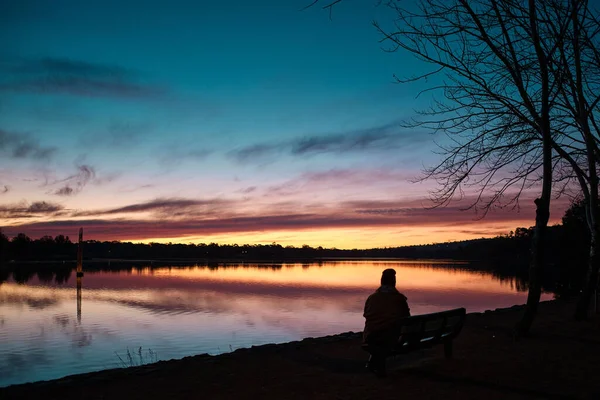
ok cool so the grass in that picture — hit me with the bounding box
[114,347,158,368]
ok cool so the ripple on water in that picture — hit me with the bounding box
[0,261,544,387]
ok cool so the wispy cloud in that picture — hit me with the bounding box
[237,186,257,194]
[73,197,232,218]
[2,209,525,240]
[54,186,75,196]
[1,76,166,99]
[118,184,154,193]
[100,198,224,215]
[0,201,64,219]
[228,121,428,164]
[156,146,212,167]
[345,196,554,226]
[5,195,564,241]
[264,168,412,197]
[0,129,56,161]
[355,208,405,215]
[3,189,572,242]
[0,57,166,100]
[27,201,63,213]
[79,121,150,149]
[52,164,96,197]
[7,57,135,79]
[231,144,280,164]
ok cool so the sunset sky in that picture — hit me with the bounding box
[0,0,569,248]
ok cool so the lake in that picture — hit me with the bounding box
[0,260,552,387]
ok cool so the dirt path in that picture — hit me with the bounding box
[2,300,599,399]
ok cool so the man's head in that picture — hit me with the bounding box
[380,268,396,286]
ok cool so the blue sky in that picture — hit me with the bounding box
[0,0,562,247]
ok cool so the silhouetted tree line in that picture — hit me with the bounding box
[0,201,590,295]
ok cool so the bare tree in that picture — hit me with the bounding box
[300,0,345,19]
[390,0,568,335]
[548,0,600,319]
[307,0,577,334]
[308,0,600,322]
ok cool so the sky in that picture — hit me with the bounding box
[0,0,571,248]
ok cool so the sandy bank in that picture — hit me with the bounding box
[2,299,599,399]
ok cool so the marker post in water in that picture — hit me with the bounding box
[76,228,84,278]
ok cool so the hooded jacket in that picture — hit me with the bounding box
[363,285,410,341]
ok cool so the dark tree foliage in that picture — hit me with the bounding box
[0,224,580,268]
[0,230,8,263]
[0,199,589,297]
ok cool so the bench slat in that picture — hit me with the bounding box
[389,307,466,356]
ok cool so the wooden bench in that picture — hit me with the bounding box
[362,307,466,359]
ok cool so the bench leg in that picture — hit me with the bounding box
[444,340,453,359]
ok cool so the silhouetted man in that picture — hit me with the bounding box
[363,268,410,377]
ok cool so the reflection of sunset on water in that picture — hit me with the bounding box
[0,261,552,387]
[143,261,516,293]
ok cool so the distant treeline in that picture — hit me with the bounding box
[0,230,540,262]
[0,200,589,294]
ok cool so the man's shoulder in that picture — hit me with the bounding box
[370,288,407,300]
[366,291,379,300]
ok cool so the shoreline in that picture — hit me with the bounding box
[2,256,473,265]
[3,299,599,399]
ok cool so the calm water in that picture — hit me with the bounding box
[0,260,552,387]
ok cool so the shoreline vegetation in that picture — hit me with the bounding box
[1,229,587,298]
[2,299,598,399]
[0,199,589,276]
[0,230,550,263]
[0,201,589,266]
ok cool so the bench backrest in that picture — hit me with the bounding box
[397,308,466,349]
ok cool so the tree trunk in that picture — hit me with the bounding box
[571,0,600,321]
[516,196,551,336]
[516,1,552,337]
[575,228,600,320]
[575,161,599,320]
[516,130,551,337]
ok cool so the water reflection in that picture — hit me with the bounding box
[0,260,553,387]
[0,260,561,293]
[76,277,82,324]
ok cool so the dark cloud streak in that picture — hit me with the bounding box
[1,77,166,99]
[238,186,257,194]
[1,57,166,100]
[157,147,212,167]
[52,164,96,197]
[8,58,135,80]
[229,121,429,163]
[8,205,542,240]
[73,197,231,217]
[0,201,64,219]
[4,193,570,241]
[54,186,74,196]
[0,129,56,161]
[230,144,278,164]
[79,121,150,149]
[263,168,411,197]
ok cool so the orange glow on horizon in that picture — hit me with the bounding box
[119,220,546,249]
